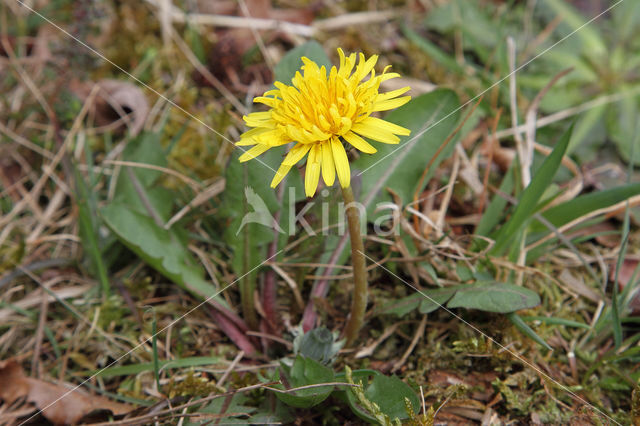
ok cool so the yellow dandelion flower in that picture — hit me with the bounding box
[236,48,411,197]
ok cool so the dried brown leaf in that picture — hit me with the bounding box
[0,359,131,425]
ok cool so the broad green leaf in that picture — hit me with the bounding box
[378,293,422,317]
[113,132,174,221]
[274,355,335,408]
[446,281,540,313]
[345,371,419,423]
[490,125,572,255]
[419,287,459,314]
[101,203,228,308]
[379,286,475,317]
[353,89,461,219]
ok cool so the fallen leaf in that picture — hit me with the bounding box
[70,79,149,136]
[0,359,132,425]
[613,258,640,289]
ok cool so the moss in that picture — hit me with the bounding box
[164,371,221,398]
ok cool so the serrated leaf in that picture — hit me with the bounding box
[446,281,540,313]
[101,203,228,308]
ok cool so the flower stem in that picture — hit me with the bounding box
[241,165,258,330]
[341,185,367,347]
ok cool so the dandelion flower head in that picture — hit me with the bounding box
[237,48,411,197]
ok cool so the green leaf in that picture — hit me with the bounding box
[185,394,256,426]
[274,41,331,84]
[113,132,174,221]
[74,163,110,295]
[612,0,640,41]
[508,312,552,351]
[536,183,640,230]
[345,370,419,423]
[101,203,228,308]
[89,356,224,378]
[274,355,335,408]
[378,293,422,317]
[419,287,459,314]
[474,164,513,237]
[527,182,640,253]
[446,281,540,313]
[220,150,280,277]
[353,89,461,219]
[490,124,573,255]
[519,315,589,329]
[294,328,343,365]
[607,94,640,166]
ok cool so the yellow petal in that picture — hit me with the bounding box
[282,143,312,166]
[238,144,270,162]
[271,163,292,188]
[243,111,275,128]
[354,54,378,82]
[343,131,376,154]
[351,122,400,144]
[236,138,257,146]
[375,87,411,102]
[305,145,321,197]
[380,72,401,82]
[372,96,411,112]
[362,116,411,136]
[330,137,351,188]
[321,141,336,186]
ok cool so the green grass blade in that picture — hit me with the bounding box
[519,315,589,329]
[490,124,573,256]
[74,164,110,295]
[151,310,160,391]
[611,122,638,348]
[475,163,515,238]
[508,312,552,351]
[87,356,224,378]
